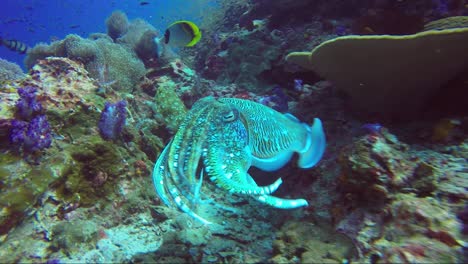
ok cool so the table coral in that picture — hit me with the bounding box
[286,20,468,117]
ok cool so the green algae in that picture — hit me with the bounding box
[0,167,10,178]
[51,219,99,253]
[0,152,20,164]
[52,136,126,206]
[45,100,103,137]
[153,77,187,133]
[0,153,68,234]
[0,154,56,211]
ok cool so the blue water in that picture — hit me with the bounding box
[0,0,215,69]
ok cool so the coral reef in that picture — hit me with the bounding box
[152,76,188,133]
[271,220,357,263]
[332,129,466,262]
[337,128,416,206]
[105,10,129,41]
[0,58,24,84]
[117,18,157,51]
[1,3,467,264]
[25,34,145,93]
[135,29,160,66]
[0,57,159,243]
[202,29,284,92]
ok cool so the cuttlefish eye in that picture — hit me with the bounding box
[222,109,238,122]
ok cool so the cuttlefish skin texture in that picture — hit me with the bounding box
[152,97,326,224]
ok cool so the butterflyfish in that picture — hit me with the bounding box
[164,20,201,47]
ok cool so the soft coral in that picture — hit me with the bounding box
[10,115,52,154]
[98,100,127,140]
[9,86,52,156]
[15,86,42,120]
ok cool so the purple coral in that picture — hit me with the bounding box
[432,0,449,17]
[294,79,303,92]
[258,86,289,112]
[10,115,52,153]
[362,123,383,134]
[98,100,127,140]
[9,120,28,145]
[9,86,51,155]
[15,86,42,120]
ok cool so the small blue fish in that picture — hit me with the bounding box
[294,79,303,92]
[362,123,382,133]
[335,25,347,36]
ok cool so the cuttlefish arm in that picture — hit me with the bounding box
[152,99,216,225]
[243,173,309,209]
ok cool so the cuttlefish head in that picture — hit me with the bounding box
[202,100,283,195]
[218,98,326,172]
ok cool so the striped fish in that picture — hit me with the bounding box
[0,37,29,54]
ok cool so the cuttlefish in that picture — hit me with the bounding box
[152,97,326,224]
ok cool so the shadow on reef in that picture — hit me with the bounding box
[347,69,468,124]
[423,70,468,119]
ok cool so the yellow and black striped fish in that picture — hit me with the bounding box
[164,20,201,47]
[0,37,29,54]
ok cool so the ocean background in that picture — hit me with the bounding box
[0,0,215,69]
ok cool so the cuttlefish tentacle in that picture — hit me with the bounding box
[244,174,308,208]
[154,142,209,223]
[255,195,309,209]
[167,101,211,188]
[152,142,172,206]
[154,100,216,224]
